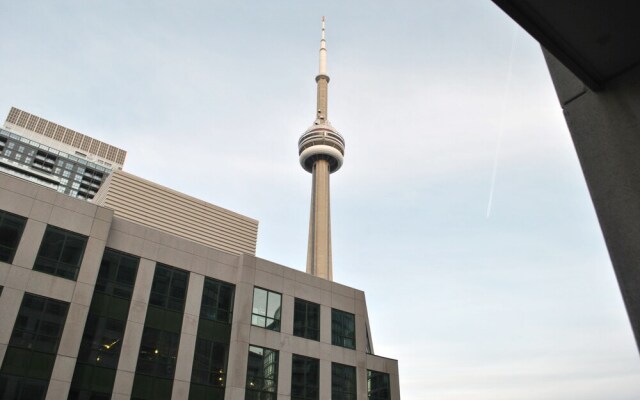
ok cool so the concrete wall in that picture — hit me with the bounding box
[544,50,640,353]
[0,173,400,399]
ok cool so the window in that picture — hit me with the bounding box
[245,345,278,400]
[0,293,69,400]
[135,327,180,379]
[148,264,189,312]
[200,278,235,324]
[131,328,179,400]
[69,249,139,399]
[332,309,355,349]
[132,264,188,400]
[191,338,227,387]
[33,225,87,280]
[0,210,27,263]
[367,370,391,400]
[189,278,234,400]
[76,315,126,368]
[95,249,139,299]
[291,354,319,400]
[332,363,356,400]
[251,287,281,331]
[293,299,320,341]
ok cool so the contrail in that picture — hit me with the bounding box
[486,27,517,219]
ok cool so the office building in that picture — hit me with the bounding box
[0,170,399,399]
[1,107,126,200]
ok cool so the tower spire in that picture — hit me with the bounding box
[319,16,327,75]
[298,17,345,281]
[316,16,330,123]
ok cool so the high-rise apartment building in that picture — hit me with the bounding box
[0,107,126,200]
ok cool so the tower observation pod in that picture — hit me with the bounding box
[298,17,345,281]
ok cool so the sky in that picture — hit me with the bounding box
[1,1,640,399]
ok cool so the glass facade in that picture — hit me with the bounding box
[69,249,139,399]
[132,264,189,400]
[293,298,320,341]
[189,277,235,400]
[0,209,27,263]
[245,345,279,400]
[332,309,356,349]
[367,370,391,400]
[0,293,69,400]
[331,363,356,400]
[251,287,281,331]
[33,225,88,280]
[291,354,319,400]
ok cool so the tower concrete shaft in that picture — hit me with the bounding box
[298,17,345,281]
[307,159,332,280]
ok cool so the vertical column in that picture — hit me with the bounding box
[0,289,24,366]
[306,159,333,280]
[171,273,204,398]
[544,50,640,352]
[112,258,155,400]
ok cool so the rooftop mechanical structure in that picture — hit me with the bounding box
[298,17,345,281]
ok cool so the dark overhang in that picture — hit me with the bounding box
[491,0,640,91]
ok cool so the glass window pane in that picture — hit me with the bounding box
[332,309,355,350]
[251,287,282,331]
[246,345,278,398]
[367,370,391,400]
[252,288,267,316]
[266,292,281,319]
[292,354,319,400]
[332,363,356,400]
[33,226,87,280]
[0,210,27,263]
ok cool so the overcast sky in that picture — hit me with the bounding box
[2,1,640,399]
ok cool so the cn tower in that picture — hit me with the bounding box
[298,17,345,281]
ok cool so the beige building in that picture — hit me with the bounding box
[0,171,400,399]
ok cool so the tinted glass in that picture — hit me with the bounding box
[200,278,235,324]
[191,338,227,386]
[34,226,87,280]
[291,354,319,400]
[246,345,278,399]
[95,249,139,299]
[0,294,69,400]
[367,370,391,400]
[135,327,180,379]
[332,363,356,400]
[0,210,27,263]
[332,309,355,349]
[293,299,320,341]
[149,264,189,312]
